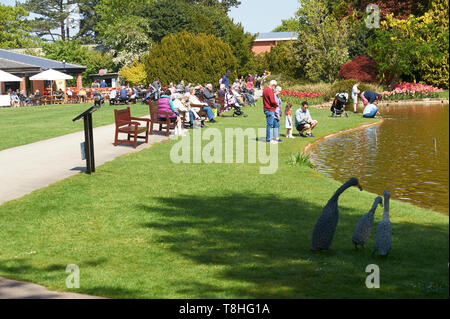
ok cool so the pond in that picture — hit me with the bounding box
[309,103,449,214]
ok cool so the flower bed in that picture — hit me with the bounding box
[381,82,444,100]
[279,90,325,105]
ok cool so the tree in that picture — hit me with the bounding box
[272,18,300,32]
[295,0,351,82]
[143,31,237,85]
[368,10,444,88]
[0,4,36,48]
[74,0,100,43]
[184,0,241,12]
[119,60,148,86]
[41,40,115,86]
[100,16,152,66]
[23,0,80,41]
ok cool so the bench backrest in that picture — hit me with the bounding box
[114,107,131,127]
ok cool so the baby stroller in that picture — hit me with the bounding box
[225,91,247,117]
[331,93,349,117]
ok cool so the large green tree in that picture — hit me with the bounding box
[0,4,36,48]
[22,0,79,41]
[295,0,351,82]
[143,31,237,85]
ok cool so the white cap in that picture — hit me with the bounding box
[269,80,277,86]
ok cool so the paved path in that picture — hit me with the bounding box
[0,117,168,205]
[0,277,104,299]
[0,119,169,298]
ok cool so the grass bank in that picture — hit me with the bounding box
[0,102,149,151]
[0,101,448,298]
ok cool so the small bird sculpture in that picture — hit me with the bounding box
[311,177,363,251]
[352,196,383,250]
[372,190,392,257]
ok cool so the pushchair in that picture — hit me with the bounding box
[225,91,247,117]
[331,93,349,117]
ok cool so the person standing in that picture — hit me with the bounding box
[360,90,380,106]
[221,71,231,90]
[100,80,107,88]
[263,80,279,144]
[352,81,361,113]
[285,103,294,138]
[273,86,283,143]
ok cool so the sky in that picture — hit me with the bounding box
[1,0,300,34]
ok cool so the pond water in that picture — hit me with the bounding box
[309,103,449,214]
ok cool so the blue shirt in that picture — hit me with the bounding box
[119,89,128,99]
[363,91,379,103]
[222,75,230,89]
[100,81,107,88]
[363,103,378,116]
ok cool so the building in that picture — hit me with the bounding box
[251,32,298,55]
[0,48,86,95]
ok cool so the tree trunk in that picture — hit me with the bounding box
[388,73,400,91]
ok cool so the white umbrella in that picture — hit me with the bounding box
[30,69,73,95]
[29,69,73,81]
[0,70,22,94]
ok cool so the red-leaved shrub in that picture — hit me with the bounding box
[338,56,378,83]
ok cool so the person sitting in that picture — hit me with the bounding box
[33,89,41,105]
[188,87,217,123]
[362,103,379,118]
[295,101,318,137]
[158,89,185,136]
[109,88,117,105]
[10,91,20,107]
[56,88,65,100]
[176,80,185,94]
[78,88,87,103]
[172,93,199,129]
[93,91,104,107]
[18,90,28,107]
[218,84,226,98]
[203,83,221,115]
[119,86,129,103]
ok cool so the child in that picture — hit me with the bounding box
[285,102,294,138]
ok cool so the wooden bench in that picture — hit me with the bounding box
[149,101,187,136]
[114,107,150,148]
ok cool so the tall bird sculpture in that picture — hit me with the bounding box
[352,196,383,250]
[311,177,363,251]
[372,190,392,257]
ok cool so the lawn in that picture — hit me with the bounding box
[0,102,149,151]
[0,101,448,298]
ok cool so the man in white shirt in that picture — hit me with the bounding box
[295,101,318,137]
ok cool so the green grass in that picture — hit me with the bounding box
[0,101,448,298]
[0,102,149,151]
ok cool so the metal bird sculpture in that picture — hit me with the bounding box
[372,190,392,257]
[352,196,383,250]
[311,177,363,251]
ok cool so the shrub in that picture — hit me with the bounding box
[338,56,378,83]
[143,31,237,86]
[287,152,315,168]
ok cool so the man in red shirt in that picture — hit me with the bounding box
[263,80,279,143]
